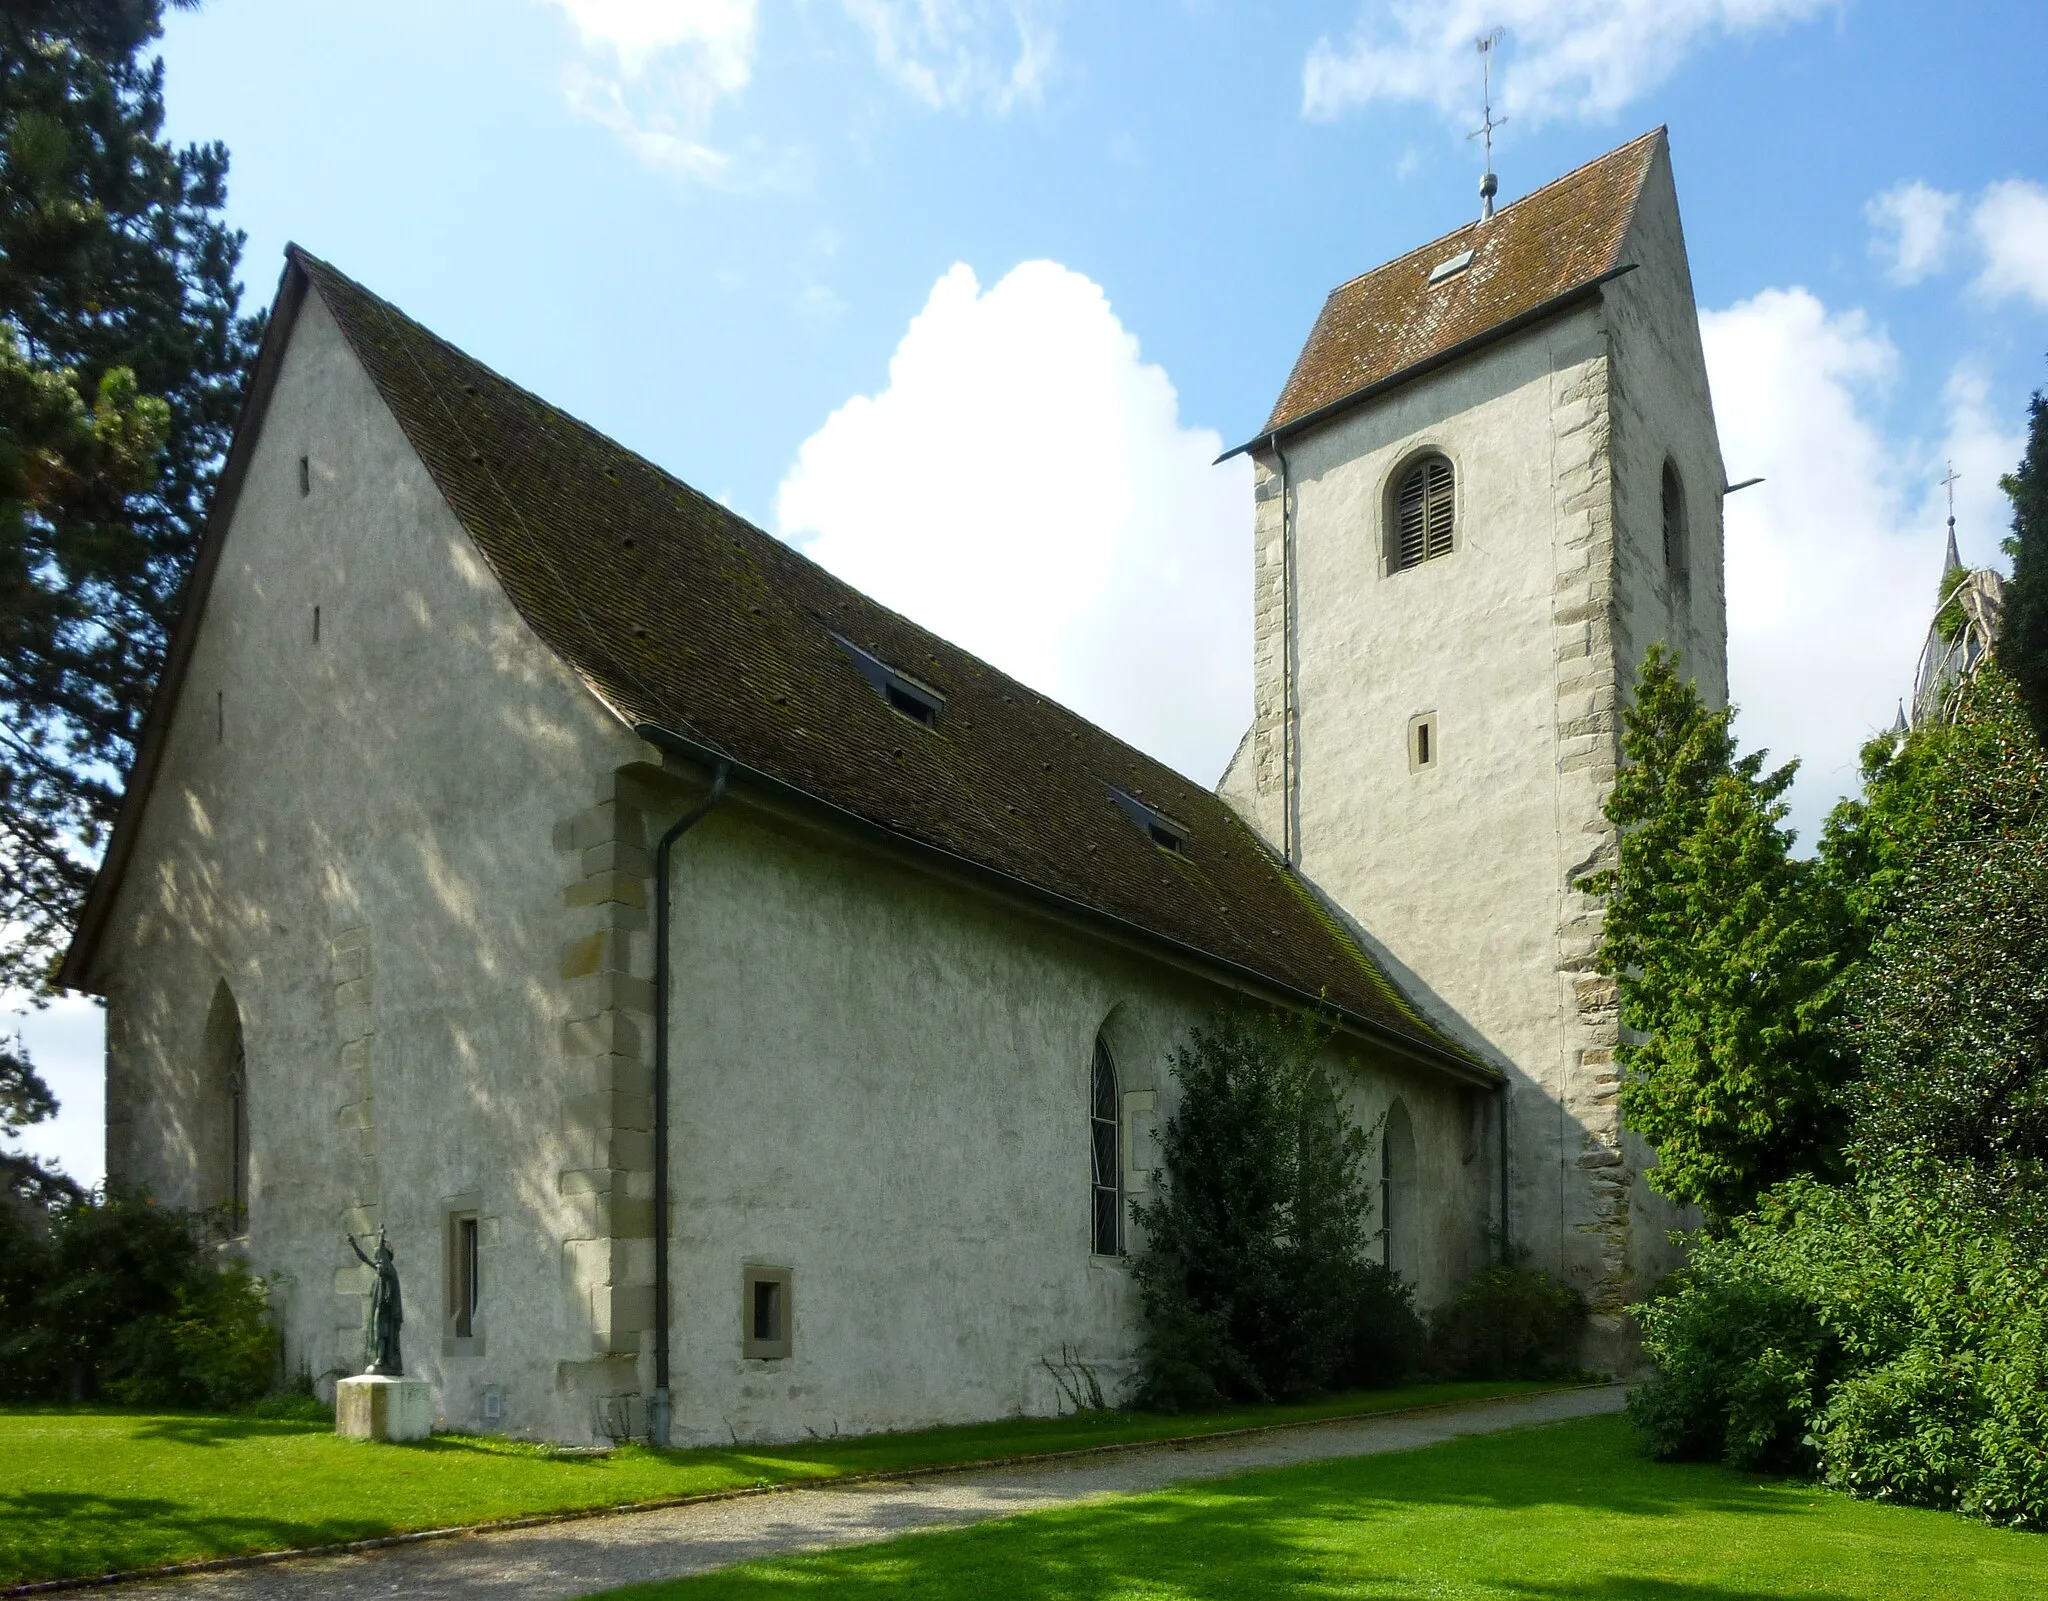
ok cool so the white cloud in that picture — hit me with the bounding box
[841,0,1058,113]
[546,0,757,178]
[1971,178,2048,309]
[775,260,1250,784]
[1704,287,2022,847]
[1865,180,1959,285]
[3,991,104,1191]
[1304,0,1832,128]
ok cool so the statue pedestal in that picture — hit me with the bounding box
[336,1374,434,1442]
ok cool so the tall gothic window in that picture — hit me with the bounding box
[1090,1037,1122,1256]
[228,1030,248,1231]
[1661,459,1689,584]
[203,981,250,1233]
[1381,1099,1417,1279]
[1391,454,1456,572]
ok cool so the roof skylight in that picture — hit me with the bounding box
[833,635,944,728]
[1106,785,1188,854]
[1427,249,1475,285]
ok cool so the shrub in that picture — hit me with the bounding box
[1338,1261,1427,1389]
[1630,1173,2048,1526]
[0,1186,279,1407]
[1131,1009,1379,1408]
[1428,1260,1587,1382]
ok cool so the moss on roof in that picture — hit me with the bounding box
[294,251,1480,1071]
[1263,129,1661,436]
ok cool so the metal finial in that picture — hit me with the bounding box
[1468,30,1507,220]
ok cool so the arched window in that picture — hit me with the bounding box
[1661,460,1688,584]
[202,981,250,1233]
[1390,454,1456,572]
[1380,1099,1418,1280]
[1090,1037,1122,1256]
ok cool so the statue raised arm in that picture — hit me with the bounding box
[347,1229,406,1377]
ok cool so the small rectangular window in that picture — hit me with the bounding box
[1408,712,1438,772]
[298,455,311,496]
[741,1264,792,1360]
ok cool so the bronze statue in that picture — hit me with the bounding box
[348,1229,405,1376]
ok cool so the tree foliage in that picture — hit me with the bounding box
[1632,665,2048,1525]
[1,0,256,1198]
[0,1184,278,1405]
[1130,1009,1381,1408]
[1998,384,2048,741]
[1578,646,1848,1225]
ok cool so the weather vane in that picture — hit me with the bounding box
[1469,29,1507,220]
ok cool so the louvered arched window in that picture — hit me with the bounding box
[1391,454,1456,571]
[1090,1037,1123,1256]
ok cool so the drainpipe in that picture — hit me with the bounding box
[1271,433,1296,866]
[647,756,730,1449]
[1496,1082,1512,1264]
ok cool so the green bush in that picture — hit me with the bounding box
[1427,1260,1587,1382]
[1338,1261,1427,1389]
[0,1186,279,1408]
[1131,1009,1380,1408]
[1631,1173,2048,1525]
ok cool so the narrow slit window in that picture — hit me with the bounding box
[1091,1037,1123,1256]
[1408,712,1438,773]
[1391,455,1456,572]
[1661,460,1689,584]
[449,1213,480,1338]
[298,455,310,497]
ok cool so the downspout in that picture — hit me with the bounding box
[648,758,730,1449]
[1496,1082,1512,1264]
[1271,433,1296,866]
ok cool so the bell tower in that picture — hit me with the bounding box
[1219,129,1726,1354]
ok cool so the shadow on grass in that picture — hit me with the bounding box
[0,1490,388,1587]
[595,1418,1905,1601]
[128,1413,331,1447]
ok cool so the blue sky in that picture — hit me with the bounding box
[9,0,2047,1185]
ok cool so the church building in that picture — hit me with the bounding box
[61,127,1723,1444]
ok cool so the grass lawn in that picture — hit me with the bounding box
[0,1380,1550,1586]
[601,1413,2048,1601]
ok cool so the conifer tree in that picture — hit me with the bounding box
[1,0,256,1201]
[1579,648,1847,1225]
[1998,383,2048,741]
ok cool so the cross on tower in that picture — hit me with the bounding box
[1940,461,1963,574]
[1469,30,1507,220]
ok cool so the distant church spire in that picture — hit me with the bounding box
[1470,31,1506,220]
[1941,460,1964,577]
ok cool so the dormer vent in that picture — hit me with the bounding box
[1427,249,1474,285]
[1106,785,1188,854]
[833,635,943,728]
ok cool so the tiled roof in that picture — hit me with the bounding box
[292,252,1482,1074]
[1257,129,1661,440]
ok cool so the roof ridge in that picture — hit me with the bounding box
[1321,126,1662,301]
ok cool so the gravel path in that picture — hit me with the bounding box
[99,1385,1626,1601]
